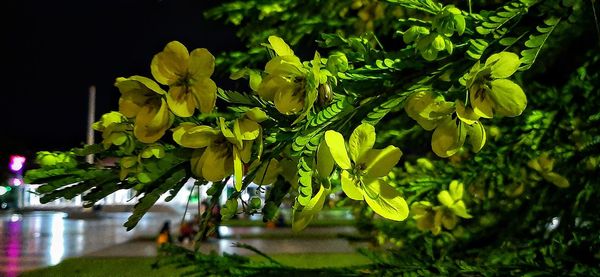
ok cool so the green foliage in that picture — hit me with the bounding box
[519,17,561,70]
[24,0,600,275]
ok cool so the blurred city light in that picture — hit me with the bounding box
[0,186,8,196]
[9,155,26,172]
[10,178,23,186]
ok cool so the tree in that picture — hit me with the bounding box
[25,0,600,275]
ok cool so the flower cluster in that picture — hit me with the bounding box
[405,52,526,157]
[411,180,472,235]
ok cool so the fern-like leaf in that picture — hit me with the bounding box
[519,17,561,71]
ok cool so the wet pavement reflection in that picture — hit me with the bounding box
[0,211,176,276]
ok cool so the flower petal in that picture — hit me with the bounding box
[316,140,335,180]
[437,190,454,207]
[190,148,206,179]
[449,180,463,200]
[292,185,328,232]
[202,145,232,182]
[431,117,466,157]
[233,147,243,191]
[349,123,376,163]
[151,41,189,85]
[274,87,304,115]
[191,78,217,114]
[172,122,197,146]
[455,100,479,125]
[486,52,521,79]
[134,98,172,143]
[189,48,215,79]
[268,36,295,56]
[467,121,486,153]
[167,86,196,117]
[324,130,352,170]
[363,146,403,178]
[236,118,260,141]
[179,125,219,148]
[470,85,494,119]
[341,170,363,200]
[489,79,527,117]
[363,179,409,221]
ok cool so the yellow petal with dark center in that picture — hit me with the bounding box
[274,87,304,115]
[470,85,494,119]
[167,86,196,117]
[190,149,206,179]
[151,41,189,85]
[189,48,215,79]
[134,98,172,143]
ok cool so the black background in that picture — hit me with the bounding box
[0,0,240,170]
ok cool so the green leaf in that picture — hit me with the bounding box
[221,198,239,220]
[292,185,329,232]
[124,168,186,231]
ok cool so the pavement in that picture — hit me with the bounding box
[0,209,362,276]
[85,226,367,257]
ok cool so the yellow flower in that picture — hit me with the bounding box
[405,91,486,157]
[151,41,217,117]
[324,123,409,221]
[115,76,173,144]
[527,153,570,188]
[257,36,308,115]
[412,181,472,235]
[411,201,442,235]
[173,111,264,190]
[437,180,472,220]
[92,111,135,153]
[466,52,527,118]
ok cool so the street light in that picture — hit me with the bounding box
[9,155,26,172]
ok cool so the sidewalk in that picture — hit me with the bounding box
[85,226,370,257]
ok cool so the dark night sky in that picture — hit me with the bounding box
[0,0,241,168]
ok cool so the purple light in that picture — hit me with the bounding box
[10,178,23,186]
[9,155,26,172]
